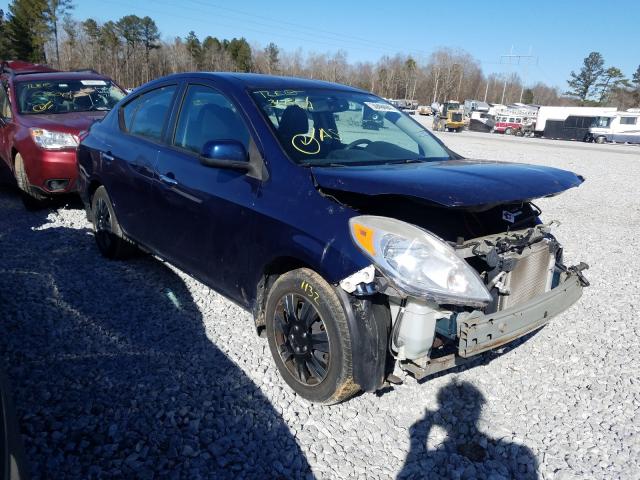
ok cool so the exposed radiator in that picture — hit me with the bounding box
[498,240,555,310]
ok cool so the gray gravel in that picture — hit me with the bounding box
[1,129,639,479]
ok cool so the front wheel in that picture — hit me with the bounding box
[265,268,359,404]
[505,127,513,135]
[595,136,606,144]
[14,153,48,210]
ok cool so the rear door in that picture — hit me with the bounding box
[103,83,178,243]
[151,82,257,296]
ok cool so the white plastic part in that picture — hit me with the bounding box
[395,299,438,360]
[339,265,375,293]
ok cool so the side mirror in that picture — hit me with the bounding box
[199,140,250,170]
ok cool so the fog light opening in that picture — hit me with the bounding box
[46,179,70,192]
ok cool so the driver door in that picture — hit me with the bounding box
[151,82,257,296]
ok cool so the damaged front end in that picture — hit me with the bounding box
[339,217,589,387]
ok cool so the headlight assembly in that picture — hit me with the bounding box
[30,128,78,150]
[349,215,492,307]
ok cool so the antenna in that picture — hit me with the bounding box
[499,47,538,104]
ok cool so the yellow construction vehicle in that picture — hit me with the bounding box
[432,100,465,132]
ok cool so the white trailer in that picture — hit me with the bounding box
[588,111,640,144]
[534,106,617,136]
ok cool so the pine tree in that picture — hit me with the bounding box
[597,67,627,104]
[264,42,279,74]
[44,0,74,66]
[5,0,49,63]
[566,52,605,103]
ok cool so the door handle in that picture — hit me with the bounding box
[101,151,114,162]
[159,173,178,187]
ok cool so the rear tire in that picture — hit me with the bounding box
[14,153,48,210]
[505,127,513,135]
[265,268,360,404]
[91,186,137,259]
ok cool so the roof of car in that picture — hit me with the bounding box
[8,71,113,83]
[154,72,367,93]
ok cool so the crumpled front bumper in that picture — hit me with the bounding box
[457,272,584,358]
[400,271,585,380]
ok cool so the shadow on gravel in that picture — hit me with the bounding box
[0,187,311,479]
[397,381,538,480]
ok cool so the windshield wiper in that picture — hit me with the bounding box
[382,158,427,165]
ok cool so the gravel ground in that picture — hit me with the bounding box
[1,129,639,479]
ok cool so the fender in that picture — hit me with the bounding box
[335,288,390,392]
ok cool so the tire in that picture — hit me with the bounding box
[265,268,359,404]
[91,186,137,259]
[505,127,513,135]
[14,153,48,210]
[515,130,523,137]
[595,136,606,144]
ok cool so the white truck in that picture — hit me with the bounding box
[534,106,617,137]
[587,111,640,144]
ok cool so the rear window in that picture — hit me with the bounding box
[121,85,177,141]
[15,79,125,115]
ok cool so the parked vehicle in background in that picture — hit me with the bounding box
[534,106,616,138]
[0,61,125,208]
[463,99,489,117]
[543,115,598,141]
[587,111,640,144]
[494,115,525,135]
[468,111,495,132]
[77,73,588,404]
[417,105,432,116]
[433,100,465,132]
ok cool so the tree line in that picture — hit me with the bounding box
[1,0,638,109]
[566,51,640,108]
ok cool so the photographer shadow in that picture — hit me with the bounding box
[0,186,310,479]
[398,381,538,480]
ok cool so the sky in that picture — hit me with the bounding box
[3,0,639,89]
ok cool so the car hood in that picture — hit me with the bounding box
[21,111,107,134]
[311,159,584,208]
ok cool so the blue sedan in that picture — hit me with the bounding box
[77,73,588,403]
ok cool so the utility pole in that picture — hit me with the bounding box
[432,67,439,104]
[500,47,538,104]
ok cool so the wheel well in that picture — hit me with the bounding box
[87,180,102,201]
[252,256,312,336]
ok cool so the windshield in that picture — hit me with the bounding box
[15,79,125,115]
[251,89,451,166]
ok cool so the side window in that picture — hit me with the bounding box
[620,117,638,125]
[121,85,176,141]
[173,84,250,154]
[0,85,12,119]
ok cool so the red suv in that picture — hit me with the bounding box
[0,61,125,207]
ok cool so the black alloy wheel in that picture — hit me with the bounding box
[264,268,359,404]
[273,294,331,386]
